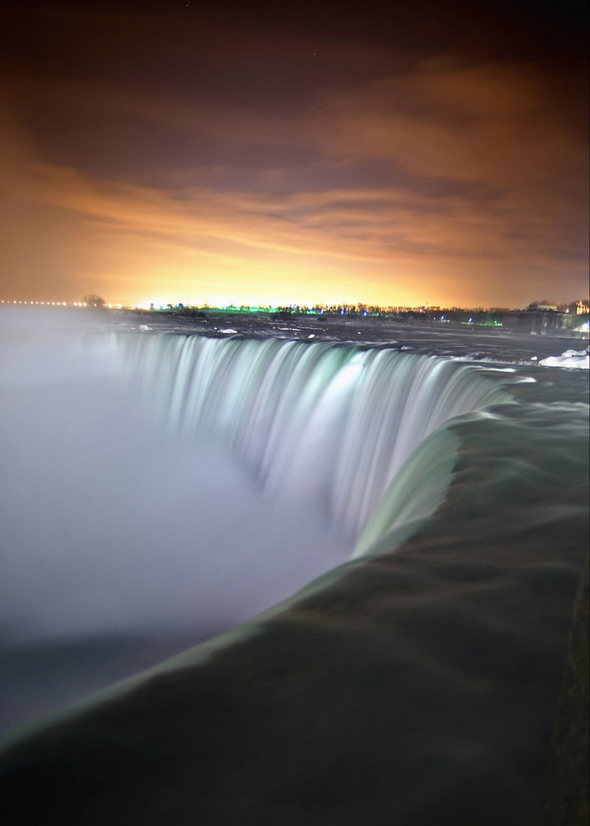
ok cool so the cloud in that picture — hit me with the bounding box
[315,59,586,186]
[0,5,586,307]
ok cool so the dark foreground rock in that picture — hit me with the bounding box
[543,556,589,826]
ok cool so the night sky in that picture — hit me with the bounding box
[0,0,587,308]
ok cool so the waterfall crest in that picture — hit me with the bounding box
[120,334,509,545]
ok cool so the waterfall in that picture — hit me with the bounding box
[3,319,586,748]
[119,334,510,547]
[1,326,512,657]
[2,318,588,824]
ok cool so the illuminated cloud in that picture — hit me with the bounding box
[0,1,587,307]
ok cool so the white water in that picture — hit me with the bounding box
[539,348,589,369]
[119,334,508,541]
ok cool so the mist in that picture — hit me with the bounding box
[1,310,353,732]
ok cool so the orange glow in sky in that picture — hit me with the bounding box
[0,1,587,309]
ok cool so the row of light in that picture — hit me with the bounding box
[2,300,70,305]
[1,300,125,308]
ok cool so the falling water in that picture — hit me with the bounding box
[119,333,509,542]
[0,314,585,742]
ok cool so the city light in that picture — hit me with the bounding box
[1,298,588,332]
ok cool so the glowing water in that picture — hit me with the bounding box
[119,334,509,542]
[0,330,510,642]
[2,318,580,738]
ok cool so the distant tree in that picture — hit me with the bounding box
[83,294,106,307]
